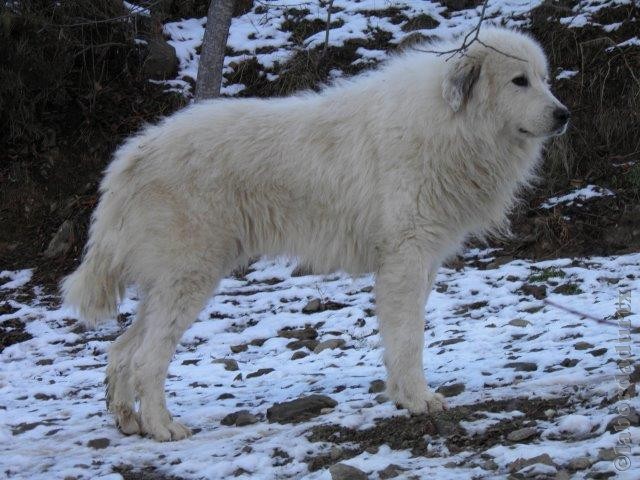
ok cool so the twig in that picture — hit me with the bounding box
[412,0,525,62]
[39,0,164,28]
[543,298,621,326]
[322,0,335,55]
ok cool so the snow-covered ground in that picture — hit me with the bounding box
[161,0,637,96]
[1,1,638,479]
[540,185,616,209]
[1,250,639,479]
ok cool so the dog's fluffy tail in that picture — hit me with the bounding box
[62,141,139,327]
[62,245,124,328]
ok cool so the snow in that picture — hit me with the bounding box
[2,251,640,479]
[123,1,150,17]
[2,1,638,478]
[617,37,640,48]
[540,184,615,209]
[556,414,595,438]
[556,69,579,80]
[0,269,32,290]
[161,0,551,96]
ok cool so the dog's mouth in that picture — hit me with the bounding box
[550,122,569,137]
[518,123,568,138]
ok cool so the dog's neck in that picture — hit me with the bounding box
[419,119,545,240]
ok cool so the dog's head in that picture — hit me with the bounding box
[442,28,569,139]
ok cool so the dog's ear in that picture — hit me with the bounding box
[442,54,482,113]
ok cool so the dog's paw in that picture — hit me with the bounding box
[113,405,141,435]
[392,389,447,415]
[140,414,192,442]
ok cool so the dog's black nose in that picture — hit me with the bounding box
[553,107,570,125]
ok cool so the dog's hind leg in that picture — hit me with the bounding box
[126,266,220,441]
[106,301,150,435]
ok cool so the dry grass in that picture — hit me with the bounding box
[530,2,640,195]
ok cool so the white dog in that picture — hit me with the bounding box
[63,27,569,441]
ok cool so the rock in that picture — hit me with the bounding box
[555,470,571,480]
[507,426,538,442]
[574,341,594,350]
[368,380,385,393]
[436,382,465,397]
[278,326,318,340]
[586,471,617,479]
[87,437,110,449]
[560,358,579,367]
[567,457,592,470]
[302,298,322,313]
[291,351,309,360]
[44,220,75,258]
[481,459,498,471]
[509,318,531,327]
[606,407,640,432]
[597,448,617,461]
[286,339,319,351]
[230,344,248,353]
[221,412,238,426]
[432,414,460,436]
[589,348,607,357]
[504,362,538,372]
[553,283,583,295]
[142,36,178,79]
[246,368,274,379]
[235,411,259,426]
[212,358,239,371]
[509,453,556,473]
[378,464,405,479]
[221,410,258,427]
[314,338,346,354]
[374,394,389,404]
[267,394,337,423]
[520,283,547,299]
[329,463,368,480]
[330,445,344,460]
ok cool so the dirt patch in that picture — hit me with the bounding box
[114,465,187,480]
[307,396,569,469]
[0,318,32,352]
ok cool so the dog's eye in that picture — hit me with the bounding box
[512,75,529,87]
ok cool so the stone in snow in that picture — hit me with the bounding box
[314,338,346,354]
[329,463,368,480]
[267,394,337,424]
[507,426,538,442]
[212,358,239,371]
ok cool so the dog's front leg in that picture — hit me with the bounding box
[375,249,446,414]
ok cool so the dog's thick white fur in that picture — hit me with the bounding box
[63,27,568,441]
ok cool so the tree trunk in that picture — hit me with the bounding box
[195,0,235,101]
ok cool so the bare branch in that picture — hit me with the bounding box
[411,0,526,62]
[543,298,621,326]
[322,0,335,55]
